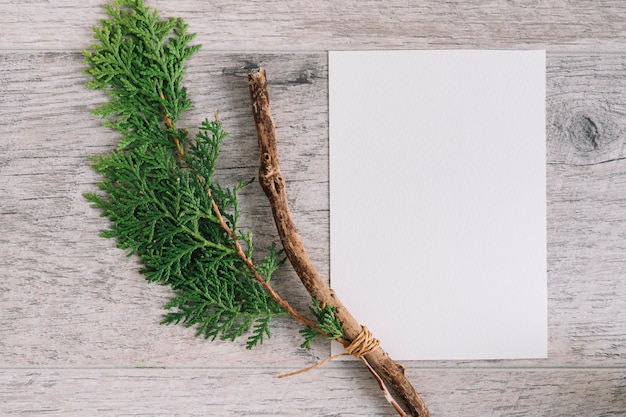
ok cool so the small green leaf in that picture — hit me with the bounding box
[300,299,345,349]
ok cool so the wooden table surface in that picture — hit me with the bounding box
[1,1,625,416]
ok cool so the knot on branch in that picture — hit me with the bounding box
[345,326,381,358]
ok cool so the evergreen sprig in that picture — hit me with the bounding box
[83,0,290,349]
[300,299,345,349]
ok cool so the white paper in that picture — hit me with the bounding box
[329,50,547,360]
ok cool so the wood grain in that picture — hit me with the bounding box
[1,368,624,416]
[1,1,625,415]
[0,52,332,369]
[2,1,626,51]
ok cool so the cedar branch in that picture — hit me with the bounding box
[163,107,325,338]
[248,68,431,417]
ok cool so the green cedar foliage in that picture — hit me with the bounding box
[83,0,289,349]
[300,299,345,349]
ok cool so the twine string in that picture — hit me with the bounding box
[278,326,380,379]
[344,325,380,358]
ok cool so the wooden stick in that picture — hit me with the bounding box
[248,68,431,417]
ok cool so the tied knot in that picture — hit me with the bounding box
[278,325,380,379]
[345,326,380,358]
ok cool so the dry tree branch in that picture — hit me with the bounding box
[248,68,431,417]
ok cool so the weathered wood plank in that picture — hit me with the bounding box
[546,53,626,369]
[0,51,331,369]
[1,368,624,416]
[1,0,626,51]
[1,49,626,415]
[2,50,626,368]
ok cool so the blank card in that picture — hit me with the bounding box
[329,50,547,360]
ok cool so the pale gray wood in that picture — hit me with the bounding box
[545,53,626,370]
[1,0,626,415]
[2,0,626,52]
[0,51,331,369]
[1,368,625,417]
[2,49,626,416]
